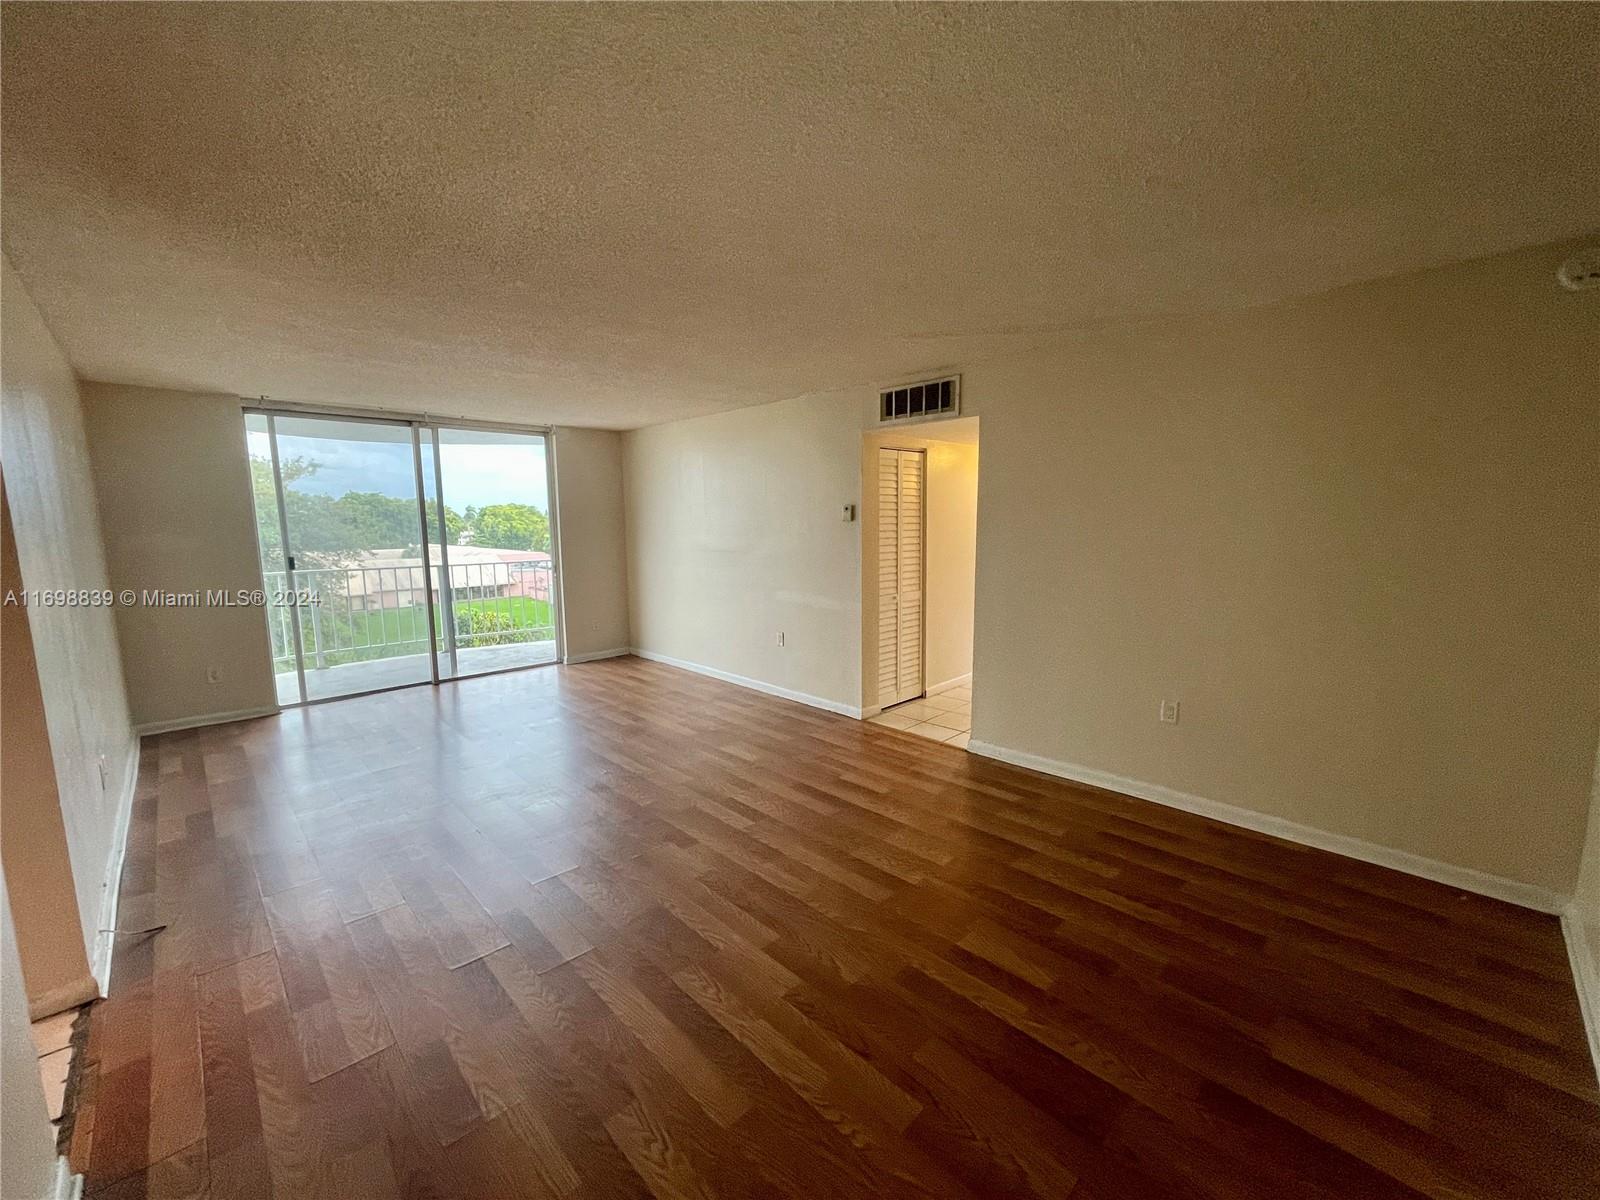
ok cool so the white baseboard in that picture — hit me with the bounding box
[1562,907,1600,1087]
[133,705,279,737]
[926,672,972,697]
[51,1155,82,1200]
[631,648,863,718]
[90,738,140,995]
[965,739,1569,915]
[564,647,632,664]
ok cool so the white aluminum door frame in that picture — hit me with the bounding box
[411,425,445,687]
[426,427,460,679]
[251,409,443,707]
[543,428,567,666]
[426,421,565,679]
[263,413,310,706]
[246,406,565,703]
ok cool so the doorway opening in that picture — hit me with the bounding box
[860,416,978,748]
[244,410,562,706]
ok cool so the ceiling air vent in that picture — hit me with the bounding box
[879,375,959,423]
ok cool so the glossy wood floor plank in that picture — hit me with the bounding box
[261,884,394,1083]
[71,656,1598,1198]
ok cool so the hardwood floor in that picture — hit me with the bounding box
[70,655,1598,1199]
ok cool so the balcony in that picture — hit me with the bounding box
[264,555,557,703]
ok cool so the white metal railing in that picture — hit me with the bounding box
[263,558,555,671]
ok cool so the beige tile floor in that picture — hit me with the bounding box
[867,684,971,749]
[30,1007,79,1122]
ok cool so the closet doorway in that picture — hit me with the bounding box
[862,417,979,747]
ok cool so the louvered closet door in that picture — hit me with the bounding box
[877,448,925,707]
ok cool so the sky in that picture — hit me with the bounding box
[245,425,550,512]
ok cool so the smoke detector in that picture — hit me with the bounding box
[1556,248,1600,291]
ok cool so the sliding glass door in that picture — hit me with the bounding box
[427,427,559,680]
[246,413,438,704]
[246,410,561,706]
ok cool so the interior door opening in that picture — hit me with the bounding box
[860,417,979,747]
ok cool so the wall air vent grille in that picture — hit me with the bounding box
[879,375,959,423]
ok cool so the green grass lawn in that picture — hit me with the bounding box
[289,596,556,667]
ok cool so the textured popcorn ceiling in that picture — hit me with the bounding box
[2,4,1595,429]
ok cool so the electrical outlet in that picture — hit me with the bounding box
[776,632,785,647]
[206,665,222,684]
[1159,699,1180,724]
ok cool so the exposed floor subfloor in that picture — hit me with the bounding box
[29,1007,78,1123]
[72,656,1599,1198]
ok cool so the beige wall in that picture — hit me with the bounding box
[968,241,1597,895]
[80,383,277,730]
[1,864,64,1200]
[925,441,978,690]
[76,388,633,718]
[1573,742,1600,1076]
[861,425,979,708]
[553,426,631,659]
[622,240,1599,895]
[0,258,137,979]
[625,392,865,708]
[2,478,95,1015]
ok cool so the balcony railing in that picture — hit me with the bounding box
[263,559,555,672]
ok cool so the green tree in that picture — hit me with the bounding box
[336,491,423,549]
[250,457,466,564]
[425,501,466,549]
[471,503,550,552]
[251,455,322,559]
